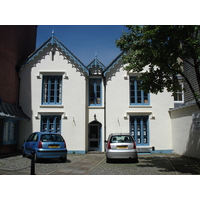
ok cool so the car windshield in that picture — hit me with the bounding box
[41,134,64,142]
[110,135,133,143]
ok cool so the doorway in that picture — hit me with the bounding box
[88,121,101,151]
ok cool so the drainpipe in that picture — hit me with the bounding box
[85,76,89,154]
[103,75,106,152]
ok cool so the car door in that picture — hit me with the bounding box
[24,133,38,155]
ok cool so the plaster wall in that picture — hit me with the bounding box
[170,104,200,159]
[105,62,174,151]
[19,46,86,152]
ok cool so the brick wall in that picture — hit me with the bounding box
[0,25,37,104]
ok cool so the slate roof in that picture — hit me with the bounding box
[0,101,30,120]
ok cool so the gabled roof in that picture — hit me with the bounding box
[87,57,106,70]
[103,52,124,76]
[20,35,89,75]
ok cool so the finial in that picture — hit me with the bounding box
[51,28,55,45]
[95,51,97,59]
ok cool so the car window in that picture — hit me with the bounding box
[41,134,64,142]
[110,135,133,143]
[27,133,38,142]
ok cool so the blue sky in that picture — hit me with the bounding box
[36,25,128,66]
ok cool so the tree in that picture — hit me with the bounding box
[116,25,200,109]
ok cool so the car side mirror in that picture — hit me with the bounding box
[104,140,107,143]
[24,139,27,142]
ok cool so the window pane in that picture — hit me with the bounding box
[42,76,62,104]
[89,79,101,105]
[41,116,61,133]
[130,76,149,105]
[89,80,95,104]
[130,116,149,145]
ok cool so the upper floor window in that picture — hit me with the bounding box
[89,78,102,106]
[42,76,62,105]
[173,83,184,102]
[130,76,149,105]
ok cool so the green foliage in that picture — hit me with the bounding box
[116,25,200,95]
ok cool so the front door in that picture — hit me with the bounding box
[88,124,101,151]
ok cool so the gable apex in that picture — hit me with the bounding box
[87,58,106,70]
[20,36,89,75]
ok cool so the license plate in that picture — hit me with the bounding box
[49,145,60,148]
[117,146,128,149]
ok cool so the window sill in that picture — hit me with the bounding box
[40,105,64,108]
[129,105,152,108]
[88,106,104,109]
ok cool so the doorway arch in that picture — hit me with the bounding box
[88,121,102,151]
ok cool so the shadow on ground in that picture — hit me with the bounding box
[137,154,200,175]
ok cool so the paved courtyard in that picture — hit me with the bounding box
[0,153,200,175]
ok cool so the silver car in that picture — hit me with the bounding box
[105,133,138,163]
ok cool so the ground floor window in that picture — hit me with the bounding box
[41,115,61,133]
[130,116,149,145]
[3,120,17,144]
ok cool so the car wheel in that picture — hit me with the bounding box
[22,148,26,157]
[34,153,40,163]
[106,157,111,163]
[60,156,66,163]
[132,158,139,163]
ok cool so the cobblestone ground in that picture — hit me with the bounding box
[88,154,176,175]
[1,153,200,175]
[0,154,86,175]
[88,154,200,175]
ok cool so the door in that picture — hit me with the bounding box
[88,124,101,151]
[24,133,38,155]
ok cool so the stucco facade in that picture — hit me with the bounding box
[19,35,175,154]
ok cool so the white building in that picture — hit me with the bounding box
[18,35,175,154]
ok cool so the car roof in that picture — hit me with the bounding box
[33,132,60,135]
[109,133,132,136]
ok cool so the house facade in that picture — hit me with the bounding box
[18,35,175,154]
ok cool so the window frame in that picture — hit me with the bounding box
[173,83,184,103]
[89,78,102,106]
[42,75,62,105]
[3,120,17,145]
[130,116,149,146]
[130,76,150,105]
[41,115,61,133]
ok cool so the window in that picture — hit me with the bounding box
[41,116,61,133]
[130,116,149,145]
[27,133,38,142]
[174,83,184,102]
[42,76,62,104]
[41,134,64,142]
[89,78,102,106]
[130,77,149,105]
[3,120,16,144]
[110,135,133,143]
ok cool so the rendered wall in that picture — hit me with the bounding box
[170,104,200,159]
[105,61,174,152]
[19,44,86,152]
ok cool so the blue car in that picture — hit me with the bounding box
[22,132,68,162]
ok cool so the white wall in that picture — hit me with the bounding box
[105,61,174,151]
[170,104,200,159]
[19,45,86,152]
